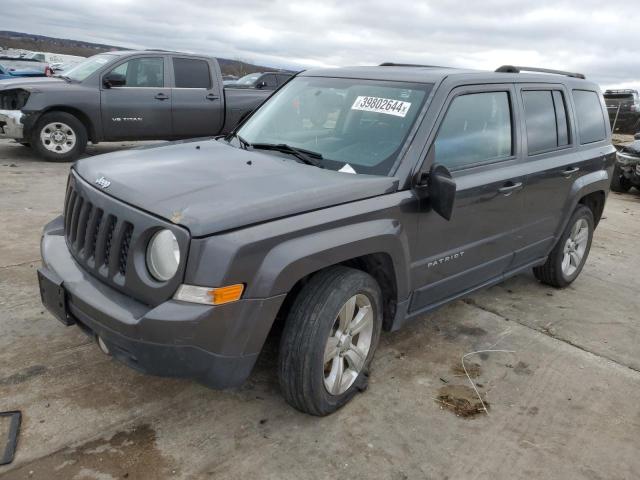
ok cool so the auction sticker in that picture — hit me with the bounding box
[351,96,411,117]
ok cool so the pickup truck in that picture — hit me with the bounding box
[0,51,273,161]
[38,63,615,415]
[227,71,293,90]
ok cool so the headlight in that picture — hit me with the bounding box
[146,229,180,281]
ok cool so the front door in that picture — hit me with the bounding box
[411,86,526,312]
[100,56,172,140]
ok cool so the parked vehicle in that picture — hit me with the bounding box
[0,62,50,80]
[612,133,640,192]
[604,89,640,134]
[38,63,615,415]
[0,56,53,78]
[0,51,274,161]
[227,71,293,90]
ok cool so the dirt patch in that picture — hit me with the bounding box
[3,424,174,479]
[436,385,489,417]
[0,365,47,386]
[451,362,481,378]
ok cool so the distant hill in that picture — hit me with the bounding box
[0,30,283,76]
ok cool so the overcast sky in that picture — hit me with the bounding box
[3,0,638,89]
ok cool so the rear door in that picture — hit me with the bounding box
[513,86,608,267]
[170,56,224,137]
[411,84,526,312]
[100,55,172,140]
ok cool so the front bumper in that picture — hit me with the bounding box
[40,216,286,389]
[0,110,24,140]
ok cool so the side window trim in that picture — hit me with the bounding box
[431,85,518,173]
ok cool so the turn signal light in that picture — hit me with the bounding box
[174,284,244,305]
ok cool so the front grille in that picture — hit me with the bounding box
[61,171,190,307]
[64,182,133,280]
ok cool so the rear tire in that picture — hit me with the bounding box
[278,266,383,416]
[610,164,632,192]
[533,205,594,288]
[31,111,87,162]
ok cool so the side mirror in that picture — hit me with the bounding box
[103,72,126,88]
[256,80,267,89]
[412,163,456,221]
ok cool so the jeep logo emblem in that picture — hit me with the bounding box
[95,176,111,189]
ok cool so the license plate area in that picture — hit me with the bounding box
[37,267,74,326]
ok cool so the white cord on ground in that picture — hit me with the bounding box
[462,349,516,416]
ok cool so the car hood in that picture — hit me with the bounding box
[619,140,640,156]
[74,139,399,237]
[0,77,63,90]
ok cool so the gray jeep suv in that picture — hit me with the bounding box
[38,63,615,415]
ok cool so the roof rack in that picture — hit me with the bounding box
[379,62,451,69]
[496,65,585,79]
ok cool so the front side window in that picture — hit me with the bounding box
[237,76,431,175]
[261,74,278,89]
[108,57,164,88]
[434,92,512,170]
[522,90,570,155]
[235,73,261,85]
[573,90,606,144]
[173,58,210,88]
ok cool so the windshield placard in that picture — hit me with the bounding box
[351,96,412,118]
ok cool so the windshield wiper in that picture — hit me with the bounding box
[54,75,73,83]
[250,143,323,168]
[226,131,251,150]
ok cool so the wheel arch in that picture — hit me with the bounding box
[30,106,97,142]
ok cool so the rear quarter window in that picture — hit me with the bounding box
[572,90,606,144]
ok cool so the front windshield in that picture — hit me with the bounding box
[61,54,116,82]
[235,73,261,85]
[237,76,432,175]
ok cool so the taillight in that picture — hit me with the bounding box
[45,66,53,77]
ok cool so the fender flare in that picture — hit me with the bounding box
[248,219,412,301]
[556,170,609,237]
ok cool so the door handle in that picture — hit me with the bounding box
[154,93,169,100]
[206,93,219,101]
[562,166,580,176]
[498,182,523,196]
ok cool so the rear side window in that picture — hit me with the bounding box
[173,58,211,88]
[522,90,570,155]
[434,91,512,170]
[572,90,606,144]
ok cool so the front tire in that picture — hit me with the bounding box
[278,266,383,416]
[31,112,87,162]
[533,205,594,288]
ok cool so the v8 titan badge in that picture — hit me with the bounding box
[351,96,412,117]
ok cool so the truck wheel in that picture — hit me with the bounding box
[610,164,632,192]
[31,112,87,162]
[278,266,383,416]
[533,205,594,288]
